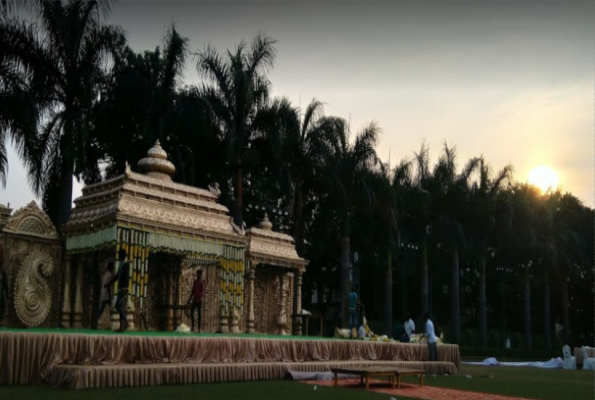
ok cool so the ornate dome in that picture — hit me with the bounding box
[258,213,273,231]
[137,140,176,181]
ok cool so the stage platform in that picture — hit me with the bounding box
[0,328,460,389]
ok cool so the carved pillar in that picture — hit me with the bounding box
[293,271,303,335]
[125,293,136,331]
[61,255,72,327]
[166,263,173,331]
[174,257,183,328]
[72,255,85,328]
[246,263,255,333]
[277,273,289,335]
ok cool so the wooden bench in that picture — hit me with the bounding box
[332,366,425,390]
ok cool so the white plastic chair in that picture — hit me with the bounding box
[581,346,595,371]
[562,345,576,369]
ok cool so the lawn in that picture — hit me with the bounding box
[0,365,592,400]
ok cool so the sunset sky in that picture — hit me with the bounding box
[1,1,593,209]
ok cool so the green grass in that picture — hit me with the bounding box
[398,365,594,400]
[0,381,417,400]
[1,365,593,400]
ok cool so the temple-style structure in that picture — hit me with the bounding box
[0,141,462,390]
[58,141,307,334]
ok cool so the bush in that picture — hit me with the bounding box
[488,331,501,348]
[512,332,524,349]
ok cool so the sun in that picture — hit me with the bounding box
[528,165,559,194]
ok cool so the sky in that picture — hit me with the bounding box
[1,0,593,211]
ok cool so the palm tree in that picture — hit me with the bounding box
[410,142,434,317]
[195,33,276,229]
[322,119,380,328]
[255,97,330,257]
[94,24,189,180]
[548,191,587,345]
[505,183,542,349]
[368,161,401,338]
[0,0,124,228]
[467,158,513,347]
[429,143,480,344]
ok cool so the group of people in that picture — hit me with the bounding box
[347,287,438,362]
[95,250,206,333]
[395,313,438,361]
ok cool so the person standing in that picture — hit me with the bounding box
[110,249,130,332]
[424,313,437,361]
[405,313,416,337]
[0,245,7,328]
[187,270,205,333]
[348,287,358,337]
[95,261,115,329]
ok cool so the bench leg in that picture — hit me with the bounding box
[366,375,369,390]
[334,371,338,387]
[420,374,424,387]
[397,375,401,389]
[392,374,396,389]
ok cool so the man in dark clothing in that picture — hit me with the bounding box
[0,244,7,328]
[187,270,205,332]
[109,249,130,332]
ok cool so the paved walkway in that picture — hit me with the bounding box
[302,378,535,400]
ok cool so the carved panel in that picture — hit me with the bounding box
[253,274,267,333]
[13,251,55,326]
[2,236,61,328]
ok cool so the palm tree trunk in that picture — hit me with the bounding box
[384,249,393,338]
[524,266,532,349]
[57,154,75,232]
[293,181,305,257]
[340,216,351,329]
[451,249,460,344]
[232,157,243,228]
[561,276,570,345]
[420,237,429,315]
[543,262,552,349]
[478,256,487,347]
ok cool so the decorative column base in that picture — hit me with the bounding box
[72,313,83,329]
[277,312,288,336]
[125,296,136,331]
[247,318,255,334]
[293,318,303,336]
[110,307,120,331]
[219,305,229,333]
[231,307,240,334]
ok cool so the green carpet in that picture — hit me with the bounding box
[0,326,340,341]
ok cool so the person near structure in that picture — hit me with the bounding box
[109,249,130,332]
[95,260,115,329]
[187,269,205,333]
[424,313,437,361]
[0,244,8,328]
[405,313,416,337]
[348,286,359,337]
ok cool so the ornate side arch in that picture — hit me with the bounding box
[3,201,58,239]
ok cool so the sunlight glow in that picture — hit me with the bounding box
[528,165,559,194]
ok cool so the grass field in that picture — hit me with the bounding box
[0,365,592,400]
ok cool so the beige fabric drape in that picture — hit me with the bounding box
[45,360,458,390]
[0,332,460,386]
